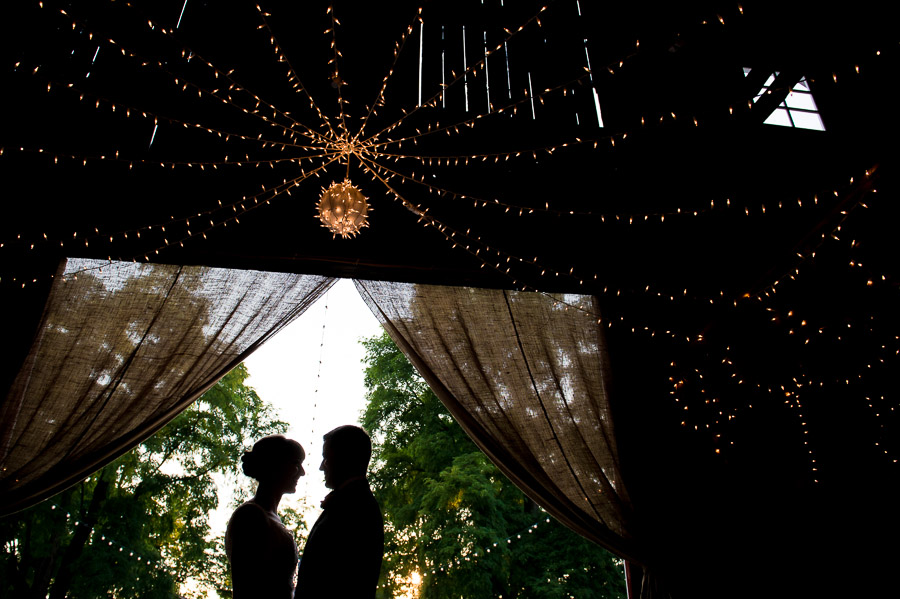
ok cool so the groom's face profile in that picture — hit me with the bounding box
[320,440,337,489]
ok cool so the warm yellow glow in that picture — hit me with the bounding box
[316,179,370,238]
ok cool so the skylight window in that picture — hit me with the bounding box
[744,68,825,131]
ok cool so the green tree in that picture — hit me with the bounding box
[361,332,626,599]
[0,362,290,599]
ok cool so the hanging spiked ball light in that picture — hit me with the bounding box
[316,179,370,238]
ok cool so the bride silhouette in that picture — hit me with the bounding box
[226,435,306,599]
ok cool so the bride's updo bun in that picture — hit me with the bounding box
[241,435,305,482]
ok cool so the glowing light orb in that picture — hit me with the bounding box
[316,179,370,238]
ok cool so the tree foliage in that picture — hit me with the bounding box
[361,332,626,599]
[0,363,288,599]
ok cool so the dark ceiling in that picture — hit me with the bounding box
[2,0,893,289]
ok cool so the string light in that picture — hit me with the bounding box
[43,503,170,574]
[375,513,558,589]
[5,0,895,483]
[4,0,827,284]
[666,200,900,478]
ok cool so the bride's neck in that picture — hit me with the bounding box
[252,482,283,514]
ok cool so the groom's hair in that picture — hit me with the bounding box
[323,425,372,475]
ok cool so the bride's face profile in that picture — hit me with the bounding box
[279,457,305,494]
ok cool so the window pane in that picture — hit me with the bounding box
[790,110,826,131]
[764,108,793,127]
[784,90,817,111]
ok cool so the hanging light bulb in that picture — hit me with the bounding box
[316,179,369,238]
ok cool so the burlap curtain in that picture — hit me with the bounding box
[354,280,641,563]
[0,258,335,515]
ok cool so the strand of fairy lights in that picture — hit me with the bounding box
[36,156,342,281]
[266,1,880,304]
[41,503,171,575]
[669,254,900,476]
[351,131,868,232]
[12,63,597,170]
[325,5,350,138]
[865,389,899,464]
[673,321,900,406]
[1,162,885,387]
[0,89,352,264]
[663,180,895,477]
[374,512,557,592]
[0,153,869,310]
[364,72,592,152]
[201,1,424,151]
[154,6,336,145]
[8,4,900,396]
[670,347,822,480]
[5,0,872,264]
[352,8,423,143]
[353,0,746,152]
[267,0,555,157]
[318,153,891,365]
[310,291,329,445]
[726,322,900,448]
[6,150,322,256]
[362,10,880,216]
[741,176,879,304]
[1,85,854,224]
[3,0,893,505]
[47,7,322,149]
[3,2,565,286]
[672,269,898,381]
[427,515,556,579]
[253,5,341,143]
[5,12,332,176]
[359,155,713,349]
[379,158,870,306]
[754,230,899,347]
[361,4,552,145]
[24,0,888,176]
[206,0,893,478]
[359,155,878,314]
[4,135,334,169]
[364,0,743,142]
[34,1,593,238]
[0,1,888,580]
[364,4,743,145]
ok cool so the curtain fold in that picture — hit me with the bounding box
[0,258,335,515]
[354,279,642,563]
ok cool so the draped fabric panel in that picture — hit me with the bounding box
[354,279,641,563]
[0,258,335,515]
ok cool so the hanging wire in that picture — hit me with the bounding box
[310,289,330,444]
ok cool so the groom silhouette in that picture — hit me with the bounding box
[295,425,384,598]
